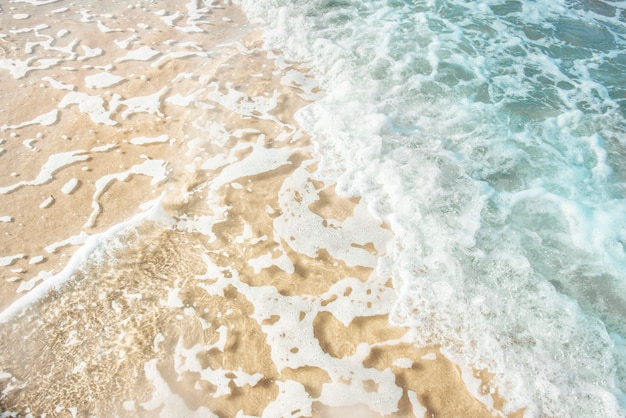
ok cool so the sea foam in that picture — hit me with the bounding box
[238,0,626,415]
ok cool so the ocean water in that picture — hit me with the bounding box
[239,0,626,416]
[1,0,626,416]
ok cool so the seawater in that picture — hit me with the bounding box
[2,1,496,416]
[239,0,626,416]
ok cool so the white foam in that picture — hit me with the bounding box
[85,72,125,89]
[392,357,413,368]
[195,256,407,415]
[161,11,182,26]
[262,380,312,418]
[0,254,24,267]
[96,20,122,34]
[84,159,169,227]
[318,368,401,415]
[0,150,89,194]
[161,287,183,308]
[153,333,165,353]
[72,361,87,374]
[44,232,89,254]
[78,45,104,61]
[17,270,51,293]
[39,196,54,208]
[1,109,58,130]
[129,134,169,145]
[91,143,118,152]
[25,35,78,57]
[22,139,36,150]
[407,390,428,417]
[12,0,62,5]
[114,35,138,50]
[58,92,119,126]
[208,137,293,192]
[61,178,79,194]
[151,51,207,69]
[247,252,294,274]
[325,277,398,326]
[274,165,391,268]
[206,82,285,126]
[171,332,268,398]
[176,215,217,238]
[41,76,75,91]
[165,88,204,107]
[141,358,218,417]
[280,69,323,101]
[119,87,167,119]
[28,255,45,265]
[236,0,626,414]
[174,24,204,34]
[10,23,49,35]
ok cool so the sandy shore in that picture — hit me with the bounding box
[0,1,517,416]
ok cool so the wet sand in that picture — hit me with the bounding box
[0,1,516,417]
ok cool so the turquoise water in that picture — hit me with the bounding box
[240,0,626,415]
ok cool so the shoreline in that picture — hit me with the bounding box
[0,1,514,416]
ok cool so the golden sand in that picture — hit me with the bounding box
[0,1,517,416]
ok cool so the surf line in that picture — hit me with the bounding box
[0,193,173,323]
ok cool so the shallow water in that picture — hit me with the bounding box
[0,1,507,417]
[240,0,626,416]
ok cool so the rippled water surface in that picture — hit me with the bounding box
[1,0,626,416]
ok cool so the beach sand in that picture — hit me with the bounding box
[0,1,516,416]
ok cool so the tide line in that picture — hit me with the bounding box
[0,194,173,323]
